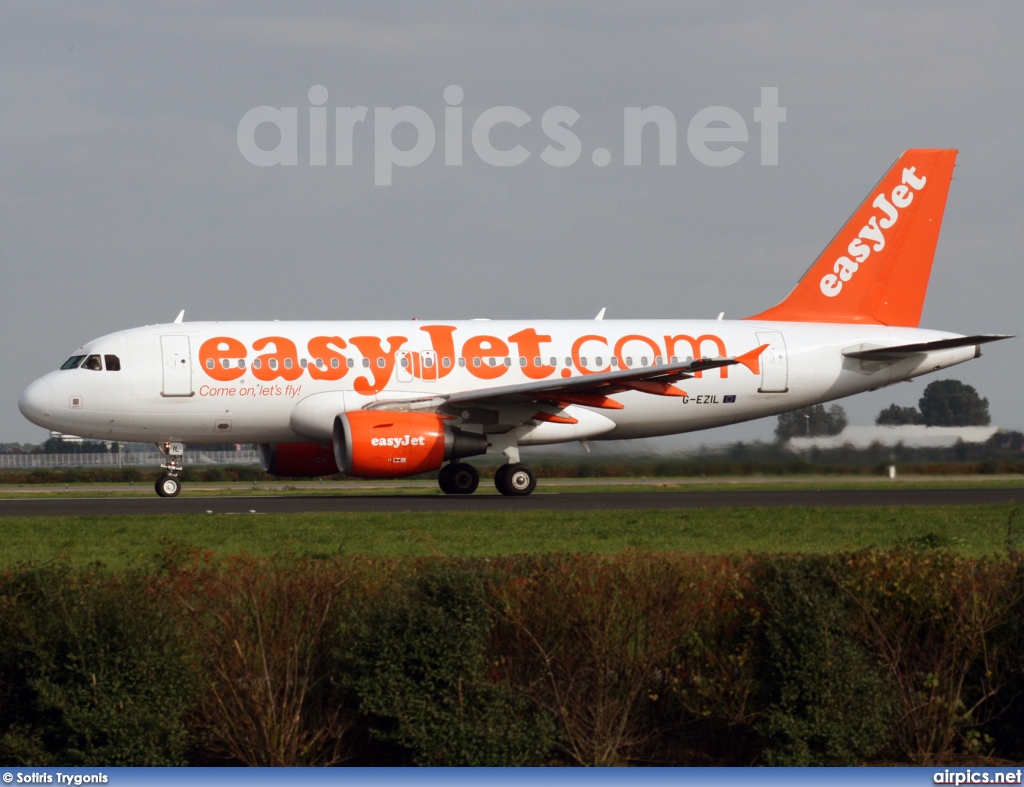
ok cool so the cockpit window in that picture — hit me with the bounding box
[104,355,121,371]
[60,356,86,370]
[82,355,102,371]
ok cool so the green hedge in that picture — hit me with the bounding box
[0,567,194,765]
[1,549,1023,766]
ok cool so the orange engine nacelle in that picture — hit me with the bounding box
[333,410,488,479]
[259,442,340,477]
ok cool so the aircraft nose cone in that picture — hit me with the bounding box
[19,378,53,426]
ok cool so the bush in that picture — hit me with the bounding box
[494,554,671,765]
[839,551,1024,763]
[755,556,896,765]
[164,556,355,766]
[0,567,194,766]
[491,553,760,765]
[337,562,550,766]
[3,553,1024,765]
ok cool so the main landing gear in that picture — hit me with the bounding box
[436,461,538,496]
[155,441,185,498]
[436,437,537,497]
[494,463,537,496]
[437,462,480,495]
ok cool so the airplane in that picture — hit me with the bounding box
[18,148,1010,498]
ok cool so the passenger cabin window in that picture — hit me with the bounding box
[104,355,121,371]
[82,355,102,371]
[61,356,86,370]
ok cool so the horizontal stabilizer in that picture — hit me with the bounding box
[842,334,1012,360]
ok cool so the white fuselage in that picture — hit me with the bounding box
[18,319,977,446]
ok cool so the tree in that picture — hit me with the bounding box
[775,404,848,441]
[918,380,990,427]
[875,404,923,426]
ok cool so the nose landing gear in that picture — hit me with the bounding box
[155,474,181,497]
[155,441,185,498]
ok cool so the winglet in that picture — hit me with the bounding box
[745,149,957,326]
[736,344,769,375]
[173,310,185,324]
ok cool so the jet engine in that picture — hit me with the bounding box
[333,410,488,478]
[259,442,340,477]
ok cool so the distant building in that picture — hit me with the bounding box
[787,425,1001,451]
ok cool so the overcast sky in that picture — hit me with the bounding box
[2,1,1021,446]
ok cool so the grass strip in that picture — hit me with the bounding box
[0,503,1017,570]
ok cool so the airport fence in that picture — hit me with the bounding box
[0,450,261,469]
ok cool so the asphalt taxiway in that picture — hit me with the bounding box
[0,487,1021,517]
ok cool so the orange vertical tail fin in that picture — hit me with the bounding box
[745,149,957,326]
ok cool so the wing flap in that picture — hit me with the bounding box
[443,355,741,407]
[364,347,767,414]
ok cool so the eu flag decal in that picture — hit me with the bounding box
[723,395,737,403]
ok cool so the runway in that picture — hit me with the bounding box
[1,487,1021,517]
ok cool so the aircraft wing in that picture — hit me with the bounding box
[842,334,1012,360]
[366,344,768,413]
